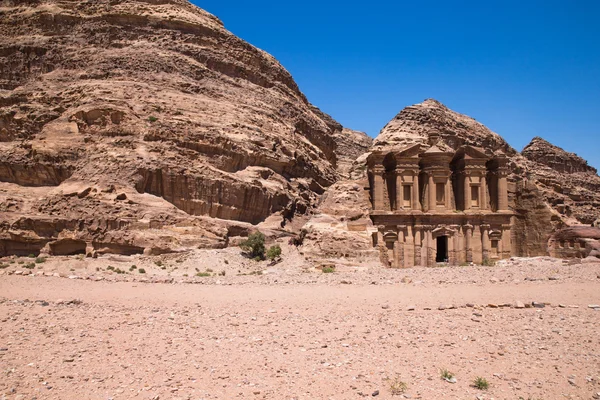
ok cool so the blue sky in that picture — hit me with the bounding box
[195,1,600,169]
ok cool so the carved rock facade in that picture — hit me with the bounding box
[367,133,513,267]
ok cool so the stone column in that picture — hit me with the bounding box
[405,225,414,268]
[393,241,400,268]
[482,224,490,262]
[426,228,434,267]
[445,174,452,210]
[472,224,482,264]
[464,224,473,263]
[412,175,420,210]
[463,173,471,211]
[395,170,403,211]
[373,167,385,211]
[428,173,435,211]
[397,226,405,268]
[501,224,511,259]
[377,226,386,265]
[481,174,488,210]
[498,170,509,211]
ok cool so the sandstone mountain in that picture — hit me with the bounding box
[0,0,369,256]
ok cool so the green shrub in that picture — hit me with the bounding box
[440,368,454,380]
[196,272,211,277]
[154,260,163,267]
[138,268,146,274]
[28,254,36,258]
[35,257,46,264]
[148,116,158,123]
[129,265,137,271]
[472,377,489,390]
[481,259,496,267]
[385,375,407,395]
[240,231,266,260]
[24,263,36,269]
[322,266,335,273]
[266,245,282,260]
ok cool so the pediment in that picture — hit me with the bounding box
[453,145,490,163]
[396,143,424,158]
[432,226,457,237]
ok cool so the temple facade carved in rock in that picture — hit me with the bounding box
[367,134,514,267]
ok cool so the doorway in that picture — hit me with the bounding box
[436,236,448,262]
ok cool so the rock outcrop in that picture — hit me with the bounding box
[0,0,360,256]
[521,137,600,225]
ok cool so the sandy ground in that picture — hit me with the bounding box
[1,255,600,400]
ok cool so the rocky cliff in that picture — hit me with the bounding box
[521,137,600,225]
[0,0,364,256]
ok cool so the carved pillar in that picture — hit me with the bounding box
[481,174,488,210]
[463,173,471,211]
[482,224,490,262]
[426,228,434,267]
[393,241,400,268]
[445,174,452,210]
[405,225,414,268]
[464,224,473,263]
[414,225,425,267]
[395,170,403,211]
[412,175,420,210]
[377,226,386,265]
[472,224,482,264]
[501,224,512,259]
[498,170,509,211]
[428,173,435,211]
[373,167,385,211]
[397,226,405,268]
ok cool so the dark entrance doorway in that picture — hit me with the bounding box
[436,236,448,262]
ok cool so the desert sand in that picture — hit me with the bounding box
[1,254,599,400]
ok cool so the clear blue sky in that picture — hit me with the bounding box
[195,1,600,170]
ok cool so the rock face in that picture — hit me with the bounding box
[371,99,600,258]
[0,0,360,256]
[332,128,372,178]
[548,226,600,260]
[521,137,600,225]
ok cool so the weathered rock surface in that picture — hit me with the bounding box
[332,128,372,178]
[521,137,600,225]
[0,0,364,255]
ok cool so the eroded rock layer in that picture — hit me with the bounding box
[0,0,358,255]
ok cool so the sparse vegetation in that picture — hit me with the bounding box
[440,368,454,380]
[196,272,211,277]
[322,266,335,273]
[154,260,163,267]
[218,270,226,276]
[472,376,489,390]
[129,265,137,271]
[107,266,115,271]
[240,231,266,260]
[0,263,8,269]
[385,375,407,395]
[35,257,46,264]
[24,263,36,269]
[266,244,282,260]
[481,259,496,267]
[138,268,146,274]
[148,116,158,123]
[28,254,35,258]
